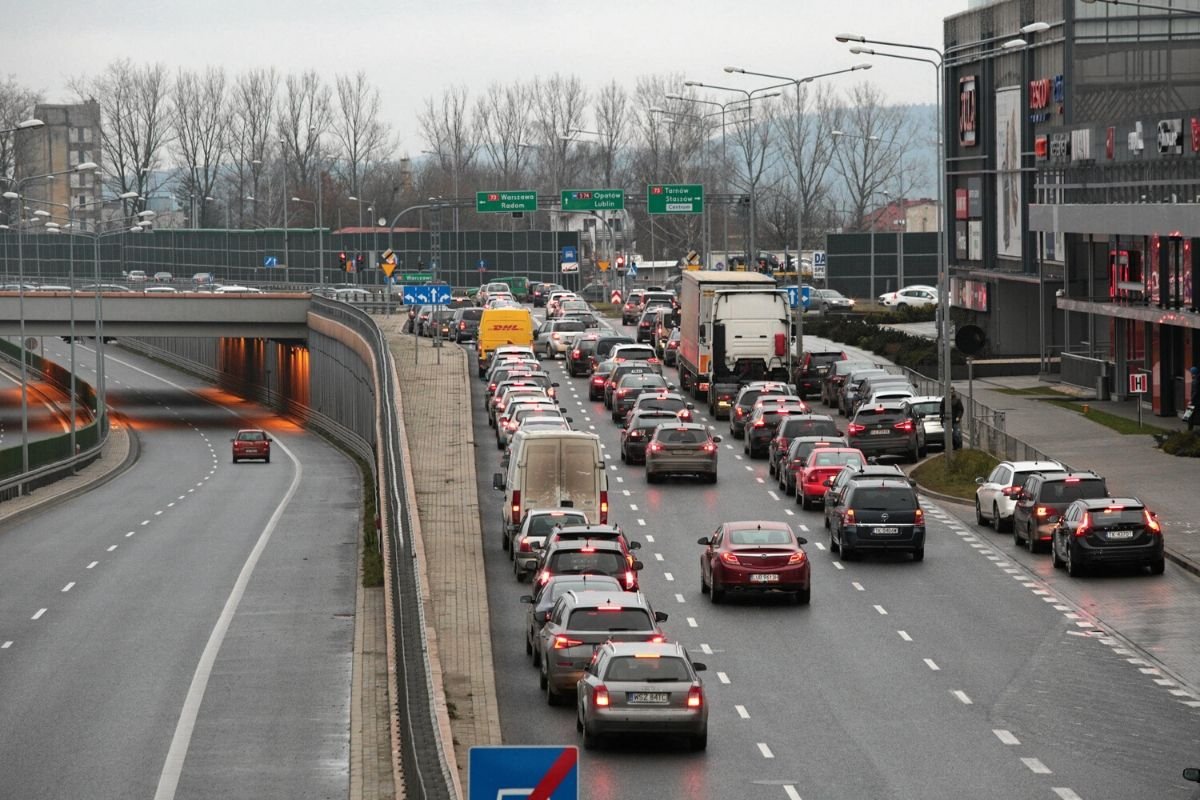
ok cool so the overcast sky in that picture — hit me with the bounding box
[8,0,966,154]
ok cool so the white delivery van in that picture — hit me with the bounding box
[493,430,609,542]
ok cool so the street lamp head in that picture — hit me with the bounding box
[724,66,745,73]
[33,209,49,217]
[118,191,139,200]
[849,46,876,55]
[130,225,144,232]
[853,63,874,70]
[348,195,358,201]
[1001,37,1028,49]
[74,161,99,172]
[16,118,45,130]
[683,80,702,87]
[664,93,685,100]
[2,191,18,200]
[831,130,844,137]
[291,196,302,202]
[761,91,782,100]
[245,195,255,201]
[835,33,866,43]
[137,210,155,218]
[1020,21,1050,33]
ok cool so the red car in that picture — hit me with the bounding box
[231,429,272,463]
[697,521,810,605]
[794,447,865,509]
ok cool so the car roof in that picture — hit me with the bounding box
[525,508,589,519]
[722,520,792,532]
[842,464,907,478]
[854,401,910,413]
[563,590,648,608]
[599,641,688,659]
[1035,470,1104,482]
[1001,460,1066,471]
[906,395,945,404]
[653,421,708,431]
[1073,497,1144,508]
[848,478,917,491]
[545,537,625,554]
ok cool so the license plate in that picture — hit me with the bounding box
[873,526,899,535]
[1106,529,1135,540]
[871,429,891,435]
[750,573,780,583]
[627,692,670,704]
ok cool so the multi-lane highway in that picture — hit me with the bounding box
[0,342,360,800]
[479,310,1200,799]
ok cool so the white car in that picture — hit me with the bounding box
[879,285,938,307]
[975,460,1066,531]
[126,269,148,282]
[215,285,263,294]
[143,285,179,294]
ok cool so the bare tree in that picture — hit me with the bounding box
[774,82,844,249]
[171,67,229,227]
[727,94,779,261]
[831,82,915,230]
[0,76,43,191]
[332,70,392,196]
[278,70,331,188]
[530,74,589,191]
[475,81,534,185]
[70,59,173,216]
[591,80,630,189]
[227,68,279,226]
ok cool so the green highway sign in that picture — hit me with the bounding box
[561,188,625,211]
[401,272,433,282]
[647,184,704,214]
[476,190,537,213]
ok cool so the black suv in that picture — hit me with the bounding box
[1011,471,1108,553]
[822,464,907,530]
[793,350,846,400]
[821,360,873,408]
[828,477,926,561]
[846,401,926,462]
[567,333,601,377]
[635,308,659,343]
[768,414,841,478]
[1050,497,1165,576]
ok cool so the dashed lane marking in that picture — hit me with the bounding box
[784,786,802,800]
[31,608,46,620]
[874,605,888,615]
[645,535,655,543]
[898,631,912,642]
[923,658,939,671]
[833,562,845,570]
[1022,758,1052,774]
[717,672,730,684]
[1,641,11,649]
[107,545,118,552]
[1052,790,1083,800]
[735,705,750,719]
[851,582,865,591]
[674,593,686,603]
[993,729,1020,745]
[686,617,697,628]
[952,690,973,705]
[637,519,646,526]
[757,742,774,759]
[700,643,712,654]
[767,491,779,501]
[664,573,674,582]
[86,561,98,569]
[654,553,664,562]
[629,504,639,511]
[62,583,75,593]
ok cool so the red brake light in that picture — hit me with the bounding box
[648,442,663,453]
[787,551,806,564]
[845,508,856,522]
[511,489,521,521]
[1001,486,1021,497]
[752,420,766,428]
[594,685,610,707]
[580,546,595,553]
[553,635,583,649]
[847,422,866,435]
[687,687,703,708]
[1145,509,1161,533]
[719,551,740,565]
[519,538,532,552]
[572,349,581,358]
[537,570,550,585]
[1074,512,1092,537]
[617,388,629,397]
[1064,477,1081,483]
[915,508,924,523]
[600,491,609,524]
[893,419,915,433]
[702,442,717,453]
[624,570,636,589]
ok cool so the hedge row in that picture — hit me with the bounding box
[805,310,964,370]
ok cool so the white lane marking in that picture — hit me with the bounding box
[616,476,624,483]
[107,545,118,552]
[717,671,730,684]
[952,690,972,705]
[86,561,98,569]
[664,573,674,582]
[700,643,713,654]
[31,608,47,620]
[923,658,939,671]
[1,641,11,649]
[674,593,686,603]
[852,581,865,591]
[797,524,809,532]
[645,535,655,543]
[757,742,774,759]
[874,605,888,615]
[168,502,176,508]
[588,425,596,430]
[1052,790,1083,800]
[784,508,794,516]
[654,553,664,562]
[993,729,1020,745]
[629,504,639,511]
[768,491,779,501]
[62,582,75,593]
[1022,757,1052,774]
[833,562,845,570]
[813,542,826,551]
[735,704,750,719]
[784,786,802,800]
[1053,604,1072,611]
[756,477,764,484]
[725,444,733,450]
[155,510,164,516]
[735,455,743,461]
[1154,678,1175,686]
[898,631,912,642]
[623,489,632,496]
[153,433,304,800]
[686,617,697,628]
[637,519,646,526]
[126,531,135,538]
[141,520,151,526]
[1041,596,1058,603]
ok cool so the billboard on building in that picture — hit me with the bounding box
[995,87,1022,260]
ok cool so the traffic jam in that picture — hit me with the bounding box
[468,276,1186,796]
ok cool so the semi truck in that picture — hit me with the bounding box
[675,271,793,419]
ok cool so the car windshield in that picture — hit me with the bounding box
[639,397,685,413]
[853,489,918,510]
[728,528,793,545]
[656,428,706,444]
[909,401,942,418]
[528,512,588,536]
[811,451,864,469]
[780,418,839,437]
[604,656,691,682]
[237,431,266,441]
[567,608,653,632]
[1091,507,1146,526]
[1042,480,1107,503]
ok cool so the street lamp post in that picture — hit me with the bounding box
[291,195,322,285]
[722,64,872,355]
[279,139,289,273]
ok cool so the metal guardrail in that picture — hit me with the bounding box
[1061,351,1110,395]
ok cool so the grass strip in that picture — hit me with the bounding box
[995,386,1073,397]
[910,449,1000,501]
[1045,399,1171,436]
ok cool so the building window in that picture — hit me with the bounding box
[82,127,93,143]
[77,194,90,209]
[79,150,93,165]
[69,128,79,144]
[69,151,79,167]
[70,173,81,188]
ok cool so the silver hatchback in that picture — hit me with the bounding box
[644,423,721,484]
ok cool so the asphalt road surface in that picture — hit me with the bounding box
[0,343,360,800]
[478,310,1200,800]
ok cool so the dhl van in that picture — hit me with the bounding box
[477,307,535,377]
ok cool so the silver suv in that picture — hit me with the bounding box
[974,460,1065,532]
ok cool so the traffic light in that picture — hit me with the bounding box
[338,251,348,269]
[356,253,365,269]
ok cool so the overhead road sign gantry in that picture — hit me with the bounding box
[647,184,704,214]
[477,190,538,213]
[561,189,625,211]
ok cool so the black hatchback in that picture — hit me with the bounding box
[847,402,926,462]
[1051,497,1165,576]
[1012,471,1108,553]
[828,478,926,561]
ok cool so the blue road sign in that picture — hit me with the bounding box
[627,262,638,277]
[561,245,578,263]
[469,745,578,800]
[478,259,489,271]
[785,285,811,310]
[264,256,278,267]
[400,284,451,305]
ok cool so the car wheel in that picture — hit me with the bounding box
[912,547,925,562]
[768,458,776,477]
[538,660,548,689]
[908,443,919,462]
[1150,557,1165,576]
[582,721,601,750]
[526,633,533,655]
[647,471,659,484]
[1051,538,1064,569]
[1026,529,1039,554]
[708,473,718,484]
[502,530,511,552]
[532,644,542,668]
[689,730,708,752]
[993,503,1011,533]
[795,587,811,605]
[829,527,839,553]
[709,581,724,604]
[1066,543,1084,577]
[975,499,986,526]
[918,442,928,458]
[620,449,626,463]
[1012,519,1024,547]
[232,456,238,464]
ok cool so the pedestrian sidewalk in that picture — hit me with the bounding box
[957,373,1200,575]
[375,317,503,790]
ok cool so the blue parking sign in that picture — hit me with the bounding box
[469,746,578,800]
[785,286,811,309]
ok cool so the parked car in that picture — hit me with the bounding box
[126,269,148,282]
[974,460,1066,532]
[810,288,855,314]
[1050,497,1165,576]
[878,285,938,307]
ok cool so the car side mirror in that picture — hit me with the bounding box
[697,537,711,546]
[1183,768,1200,783]
[823,478,833,487]
[519,595,533,604]
[564,417,574,424]
[975,477,984,485]
[492,472,504,490]
[686,402,695,410]
[796,537,808,545]
[552,382,560,387]
[632,560,644,571]
[711,435,723,444]
[692,662,707,672]
[654,611,668,622]
[628,541,642,550]
[230,438,236,442]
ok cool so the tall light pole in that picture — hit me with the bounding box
[723,64,871,353]
[291,196,319,285]
[279,139,289,272]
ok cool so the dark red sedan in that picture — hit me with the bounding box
[697,521,810,605]
[232,429,271,463]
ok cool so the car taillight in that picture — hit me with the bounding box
[617,388,629,397]
[702,442,717,453]
[488,383,497,392]
[915,508,924,524]
[537,569,550,585]
[787,551,806,564]
[553,635,583,649]
[687,687,703,708]
[668,341,679,349]
[1035,506,1052,518]
[592,376,605,386]
[847,423,866,435]
[720,551,740,565]
[572,349,581,358]
[893,419,915,433]
[594,685,610,707]
[600,491,609,524]
[505,420,518,431]
[648,442,663,453]
[1074,513,1092,538]
[735,407,746,417]
[1001,486,1022,497]
[1145,509,1162,534]
[548,387,556,398]
[511,489,521,522]
[628,430,643,439]
[845,509,856,523]
[624,570,636,589]
[752,420,766,428]
[519,538,533,552]
[459,321,466,330]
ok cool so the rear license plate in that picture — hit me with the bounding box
[750,573,780,583]
[871,429,891,435]
[1106,529,1135,540]
[628,692,670,704]
[873,526,899,535]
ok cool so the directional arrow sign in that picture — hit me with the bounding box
[401,285,452,305]
[477,190,537,213]
[785,286,812,310]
